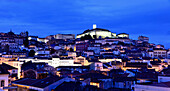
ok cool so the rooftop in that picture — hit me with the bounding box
[12,76,63,88]
[54,81,81,91]
[83,28,111,34]
[77,72,110,79]
[0,63,17,70]
[138,81,170,88]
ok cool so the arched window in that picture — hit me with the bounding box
[1,80,4,87]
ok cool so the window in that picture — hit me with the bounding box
[124,82,126,87]
[154,52,157,54]
[1,80,4,87]
[160,78,162,82]
[113,81,115,85]
[132,81,134,85]
[127,82,130,85]
[12,70,15,73]
[14,63,18,66]
[162,52,166,54]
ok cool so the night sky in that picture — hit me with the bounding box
[0,0,170,48]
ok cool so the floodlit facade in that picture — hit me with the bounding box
[54,34,75,40]
[0,74,8,90]
[99,58,122,63]
[76,24,116,39]
[19,58,82,68]
[37,38,49,43]
[117,33,129,38]
[153,49,167,58]
[135,83,170,91]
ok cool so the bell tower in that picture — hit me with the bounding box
[93,24,97,29]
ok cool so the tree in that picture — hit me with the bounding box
[29,50,35,57]
[23,31,29,47]
[93,35,97,39]
[4,44,9,52]
[69,48,74,52]
[22,49,27,52]
[80,34,93,40]
[50,48,56,54]
[85,34,92,39]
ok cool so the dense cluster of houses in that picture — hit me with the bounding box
[0,26,170,91]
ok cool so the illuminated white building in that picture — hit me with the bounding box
[37,38,49,43]
[54,34,75,40]
[153,49,167,58]
[28,36,38,41]
[1,61,23,79]
[90,62,103,71]
[99,58,122,63]
[117,33,129,38]
[76,24,116,39]
[19,57,82,68]
[0,70,9,90]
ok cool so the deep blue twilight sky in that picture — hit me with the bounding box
[0,0,170,48]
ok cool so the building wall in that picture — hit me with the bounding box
[104,38,131,43]
[90,62,103,71]
[152,65,163,72]
[36,50,50,55]
[135,84,170,91]
[0,57,17,63]
[68,52,76,58]
[0,74,8,89]
[167,50,170,59]
[76,30,115,39]
[167,59,170,65]
[37,38,49,43]
[158,76,170,83]
[28,36,37,41]
[138,36,149,42]
[87,47,100,54]
[114,81,134,89]
[20,58,82,68]
[75,56,89,66]
[117,34,129,38]
[14,38,24,45]
[8,69,18,79]
[12,78,75,91]
[76,43,89,52]
[95,39,106,45]
[100,79,113,89]
[149,52,154,58]
[55,34,75,40]
[153,50,167,58]
[84,51,94,56]
[44,77,75,91]
[99,59,122,63]
[2,61,23,79]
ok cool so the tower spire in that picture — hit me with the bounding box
[93,24,97,29]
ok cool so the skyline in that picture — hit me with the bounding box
[0,0,170,48]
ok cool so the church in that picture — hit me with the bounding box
[76,24,116,39]
[76,24,129,39]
